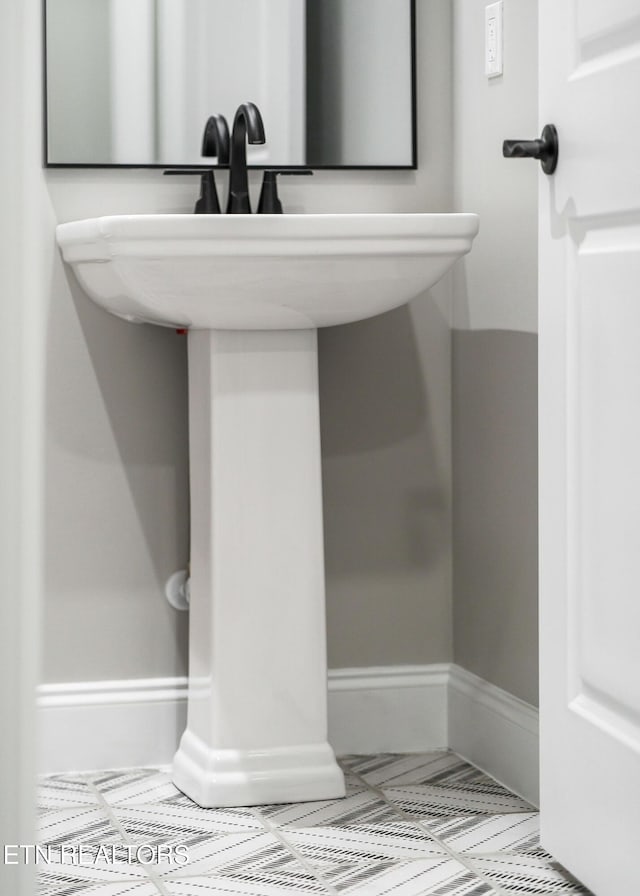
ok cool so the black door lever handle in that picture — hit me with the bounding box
[503,123,559,174]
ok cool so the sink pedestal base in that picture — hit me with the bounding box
[172,329,345,807]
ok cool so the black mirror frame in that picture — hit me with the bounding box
[42,0,417,171]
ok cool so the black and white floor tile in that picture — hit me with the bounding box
[302,857,501,895]
[382,781,532,822]
[427,812,547,856]
[91,769,182,807]
[153,832,310,880]
[261,790,416,831]
[37,752,593,896]
[38,880,160,896]
[262,791,444,864]
[37,772,101,811]
[340,751,461,788]
[111,803,263,844]
[37,860,150,895]
[163,875,327,895]
[466,855,592,894]
[281,823,444,866]
[37,807,124,850]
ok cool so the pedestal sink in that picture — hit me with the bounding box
[57,212,479,807]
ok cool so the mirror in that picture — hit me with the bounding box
[45,0,416,169]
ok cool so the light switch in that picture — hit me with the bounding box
[485,1,503,78]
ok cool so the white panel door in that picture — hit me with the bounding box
[539,1,640,892]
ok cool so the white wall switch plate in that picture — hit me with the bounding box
[485,1,504,78]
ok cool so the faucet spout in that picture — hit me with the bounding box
[202,114,230,164]
[227,102,266,214]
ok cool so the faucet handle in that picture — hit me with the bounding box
[163,169,221,214]
[257,169,313,214]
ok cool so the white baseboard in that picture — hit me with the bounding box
[38,663,539,807]
[448,664,539,807]
[328,665,449,756]
[37,666,449,774]
[38,678,189,774]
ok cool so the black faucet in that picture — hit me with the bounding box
[257,169,314,214]
[227,102,266,214]
[164,114,230,214]
[193,114,230,213]
[201,114,230,165]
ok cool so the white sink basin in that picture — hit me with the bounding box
[56,213,479,329]
[56,211,479,809]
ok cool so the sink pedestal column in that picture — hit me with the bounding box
[172,328,345,807]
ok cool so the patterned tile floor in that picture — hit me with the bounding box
[37,752,593,896]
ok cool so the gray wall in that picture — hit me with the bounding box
[306,0,413,166]
[451,0,539,705]
[42,0,454,683]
